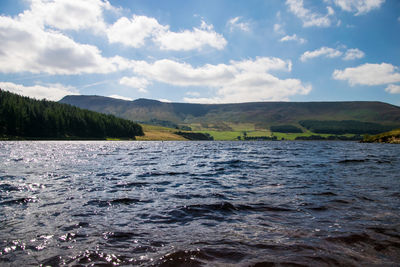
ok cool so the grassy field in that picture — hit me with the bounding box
[136,124,187,141]
[191,122,295,140]
[196,125,360,141]
[197,130,314,141]
[139,122,363,141]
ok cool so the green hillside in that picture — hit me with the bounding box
[0,90,143,140]
[362,129,400,144]
[60,95,400,139]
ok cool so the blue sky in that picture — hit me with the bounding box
[0,0,399,105]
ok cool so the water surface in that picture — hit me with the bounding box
[1,141,399,266]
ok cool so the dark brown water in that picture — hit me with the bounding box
[1,141,399,266]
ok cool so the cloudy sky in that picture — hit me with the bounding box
[0,0,399,105]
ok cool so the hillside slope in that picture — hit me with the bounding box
[362,129,400,144]
[60,95,400,131]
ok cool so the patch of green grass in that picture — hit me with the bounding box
[226,123,257,131]
[137,124,187,141]
[139,123,363,141]
[199,128,362,141]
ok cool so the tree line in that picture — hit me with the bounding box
[270,125,303,133]
[174,131,213,140]
[0,90,143,139]
[299,120,397,135]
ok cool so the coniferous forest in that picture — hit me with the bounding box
[0,90,143,139]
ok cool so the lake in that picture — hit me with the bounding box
[1,141,399,266]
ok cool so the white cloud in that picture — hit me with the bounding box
[301,47,365,61]
[0,15,131,74]
[286,0,333,27]
[119,76,150,93]
[128,57,310,103]
[158,99,172,103]
[274,23,285,35]
[186,91,201,97]
[333,0,385,15]
[327,6,335,16]
[132,59,234,87]
[300,47,342,61]
[385,84,400,94]
[108,94,133,101]
[333,63,400,86]
[107,15,166,48]
[227,17,250,32]
[154,21,227,51]
[22,0,111,33]
[119,76,150,88]
[280,34,306,44]
[343,48,365,60]
[0,81,78,101]
[107,16,226,51]
[137,88,148,93]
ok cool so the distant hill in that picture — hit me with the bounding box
[0,90,143,140]
[60,95,400,134]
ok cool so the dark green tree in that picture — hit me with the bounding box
[0,90,143,139]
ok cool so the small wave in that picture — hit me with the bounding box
[1,197,37,205]
[156,250,206,266]
[0,183,20,192]
[326,233,372,244]
[241,203,294,212]
[376,160,392,164]
[115,181,149,188]
[61,222,89,231]
[85,198,150,207]
[40,255,63,266]
[137,171,189,178]
[368,227,400,239]
[58,232,86,242]
[171,163,186,167]
[95,172,109,177]
[102,231,136,242]
[155,181,172,186]
[187,202,238,212]
[312,191,338,196]
[65,250,132,266]
[309,205,329,211]
[251,260,309,267]
[330,199,352,204]
[213,159,246,167]
[0,175,17,180]
[118,172,132,177]
[338,159,368,164]
[157,248,248,266]
[173,202,294,219]
[357,195,375,202]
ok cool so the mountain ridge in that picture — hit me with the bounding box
[60,95,400,129]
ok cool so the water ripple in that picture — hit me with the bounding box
[0,141,399,266]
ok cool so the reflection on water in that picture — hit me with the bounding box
[0,141,399,266]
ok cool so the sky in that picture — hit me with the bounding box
[0,0,399,106]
